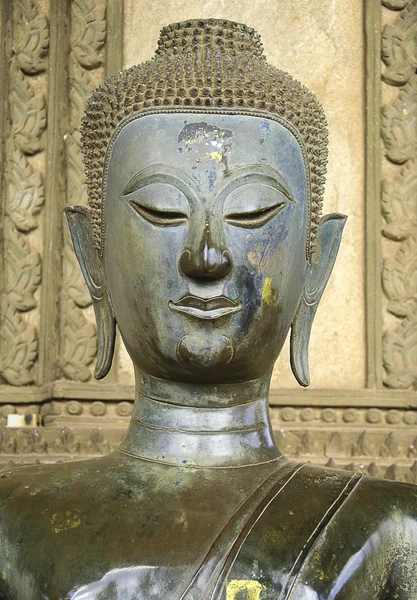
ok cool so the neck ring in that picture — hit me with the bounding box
[118,372,281,468]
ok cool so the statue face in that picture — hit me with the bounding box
[104,112,308,383]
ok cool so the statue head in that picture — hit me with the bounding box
[66,19,346,387]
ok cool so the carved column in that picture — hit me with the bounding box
[380,0,417,389]
[0,0,124,461]
[59,0,107,382]
[1,0,48,387]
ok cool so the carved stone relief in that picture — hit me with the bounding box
[382,0,410,10]
[12,0,49,75]
[382,0,417,85]
[381,0,417,389]
[59,0,106,381]
[1,400,417,484]
[0,1,48,385]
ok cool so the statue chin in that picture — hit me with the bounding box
[177,332,234,368]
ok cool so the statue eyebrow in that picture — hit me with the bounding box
[120,164,198,198]
[219,164,295,204]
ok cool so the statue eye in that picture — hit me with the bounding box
[223,179,292,229]
[225,201,286,228]
[130,201,188,226]
[125,182,190,226]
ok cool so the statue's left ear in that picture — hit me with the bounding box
[64,206,116,380]
[290,213,347,387]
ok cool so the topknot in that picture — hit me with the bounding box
[81,19,328,257]
[156,19,265,58]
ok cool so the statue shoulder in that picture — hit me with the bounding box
[292,461,417,515]
[296,468,417,598]
[349,470,417,520]
[0,451,150,551]
[0,455,105,503]
[226,462,417,598]
[0,461,56,509]
[0,450,152,516]
[0,457,106,540]
[295,462,417,526]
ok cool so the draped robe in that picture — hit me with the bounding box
[0,456,416,600]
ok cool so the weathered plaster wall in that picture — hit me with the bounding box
[122,0,366,389]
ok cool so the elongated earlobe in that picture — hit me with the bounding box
[65,206,116,379]
[290,213,347,386]
[93,292,116,380]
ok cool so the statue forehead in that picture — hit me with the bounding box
[105,112,309,203]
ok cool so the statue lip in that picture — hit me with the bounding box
[169,295,242,320]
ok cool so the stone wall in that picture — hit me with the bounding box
[0,0,416,483]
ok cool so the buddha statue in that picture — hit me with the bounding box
[1,18,416,600]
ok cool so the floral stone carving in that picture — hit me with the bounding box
[382,0,417,85]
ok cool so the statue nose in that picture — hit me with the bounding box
[179,245,233,279]
[179,220,233,280]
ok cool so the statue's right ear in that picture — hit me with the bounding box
[64,206,116,379]
[290,213,347,387]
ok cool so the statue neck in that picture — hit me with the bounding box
[118,371,281,468]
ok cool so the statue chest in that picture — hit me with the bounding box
[3,461,411,600]
[0,459,277,600]
[0,490,232,600]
